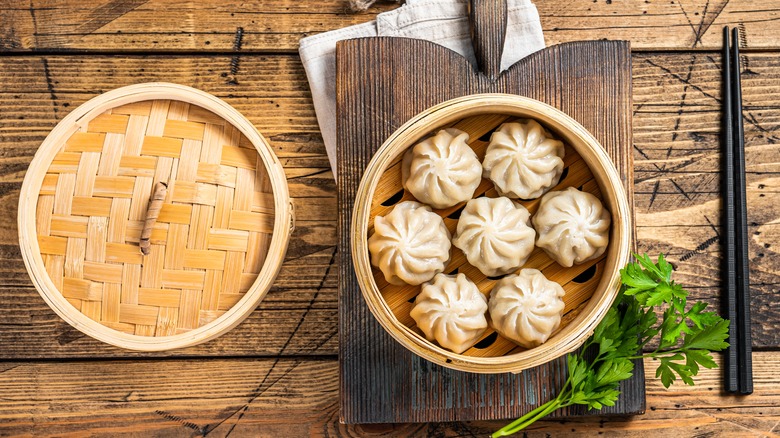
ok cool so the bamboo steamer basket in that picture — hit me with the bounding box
[352,94,631,374]
[18,83,294,351]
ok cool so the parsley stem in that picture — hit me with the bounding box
[491,401,552,437]
[491,396,566,437]
[493,254,730,437]
[637,334,655,350]
[627,347,686,361]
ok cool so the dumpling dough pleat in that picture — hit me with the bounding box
[368,201,451,285]
[532,187,611,267]
[410,273,488,353]
[488,269,565,348]
[482,120,565,199]
[452,197,536,277]
[402,128,482,209]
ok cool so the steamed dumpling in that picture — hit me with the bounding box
[451,197,536,277]
[482,120,565,199]
[368,201,451,286]
[532,187,611,268]
[488,269,565,348]
[402,128,482,209]
[410,273,488,353]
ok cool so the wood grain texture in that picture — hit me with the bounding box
[0,353,778,436]
[632,52,780,348]
[0,2,779,434]
[0,52,778,358]
[468,0,508,80]
[3,0,780,52]
[336,40,641,423]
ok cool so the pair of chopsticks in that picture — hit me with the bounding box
[722,26,753,395]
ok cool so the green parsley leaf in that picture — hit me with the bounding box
[656,359,676,388]
[594,358,634,386]
[683,318,730,351]
[645,282,686,307]
[686,301,721,329]
[637,253,667,281]
[685,349,718,374]
[493,254,730,437]
[659,305,690,348]
[620,263,657,299]
[666,360,695,386]
[656,253,673,281]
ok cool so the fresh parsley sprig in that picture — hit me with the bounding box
[493,254,729,437]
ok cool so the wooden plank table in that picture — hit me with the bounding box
[1,1,779,436]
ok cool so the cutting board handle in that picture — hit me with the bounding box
[468,0,508,80]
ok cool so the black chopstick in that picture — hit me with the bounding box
[722,26,739,394]
[722,26,753,395]
[731,27,753,395]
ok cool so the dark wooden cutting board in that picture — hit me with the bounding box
[335,35,643,424]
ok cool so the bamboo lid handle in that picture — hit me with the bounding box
[468,0,508,80]
[140,182,168,255]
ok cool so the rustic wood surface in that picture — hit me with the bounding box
[2,0,780,52]
[1,353,779,436]
[336,39,642,422]
[0,0,778,436]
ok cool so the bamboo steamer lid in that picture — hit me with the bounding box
[18,83,294,351]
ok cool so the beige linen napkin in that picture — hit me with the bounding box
[299,0,545,180]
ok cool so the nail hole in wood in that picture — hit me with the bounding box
[473,332,498,349]
[381,188,404,206]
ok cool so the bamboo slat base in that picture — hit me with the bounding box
[369,114,607,359]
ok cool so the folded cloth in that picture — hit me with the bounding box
[299,0,545,180]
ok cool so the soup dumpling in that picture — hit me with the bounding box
[452,197,535,277]
[482,120,565,199]
[532,187,611,268]
[410,273,488,354]
[402,128,482,209]
[488,269,565,348]
[368,201,451,286]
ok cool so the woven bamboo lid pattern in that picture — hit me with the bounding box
[19,83,293,351]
